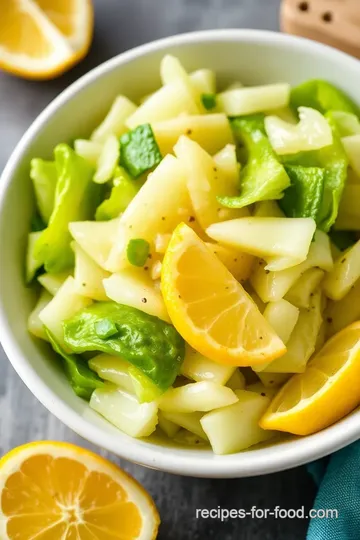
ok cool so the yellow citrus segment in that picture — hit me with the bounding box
[0,0,93,80]
[161,223,286,366]
[0,442,160,540]
[260,322,360,435]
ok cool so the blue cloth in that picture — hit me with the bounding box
[307,441,360,540]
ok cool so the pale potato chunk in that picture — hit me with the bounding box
[213,144,239,188]
[38,272,71,296]
[38,276,92,349]
[88,354,134,392]
[255,371,291,388]
[152,114,234,156]
[181,347,236,385]
[74,139,102,166]
[126,80,199,129]
[325,279,360,337]
[205,243,254,282]
[106,155,190,271]
[250,231,332,303]
[160,411,208,440]
[174,137,246,229]
[69,218,119,270]
[91,96,137,143]
[28,289,52,341]
[190,69,216,94]
[265,107,332,155]
[200,390,273,455]
[246,382,278,399]
[342,135,360,176]
[262,292,323,373]
[160,55,203,111]
[263,299,299,344]
[253,200,284,218]
[159,382,238,413]
[158,411,181,438]
[103,269,169,322]
[93,135,119,184]
[334,184,360,230]
[72,242,109,301]
[217,83,290,116]
[90,385,158,438]
[26,231,42,283]
[207,217,316,266]
[285,268,325,309]
[323,240,360,300]
[226,369,246,390]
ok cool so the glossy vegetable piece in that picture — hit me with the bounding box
[330,112,360,137]
[217,83,290,116]
[325,280,360,337]
[91,95,137,143]
[174,136,244,229]
[160,411,208,440]
[158,411,181,438]
[69,218,119,270]
[263,299,299,344]
[280,165,325,223]
[34,145,100,273]
[290,80,360,117]
[74,139,102,166]
[335,184,360,230]
[181,347,236,385]
[38,271,71,296]
[120,123,162,178]
[90,385,158,438]
[152,114,234,156]
[207,217,316,267]
[219,115,290,208]
[63,302,185,392]
[160,55,204,112]
[265,107,332,155]
[26,231,43,283]
[285,268,325,309]
[323,240,360,300]
[159,382,238,413]
[93,135,119,184]
[106,155,190,272]
[103,269,169,322]
[30,159,57,224]
[95,167,139,221]
[342,135,360,177]
[39,276,92,350]
[200,390,273,455]
[283,115,348,232]
[72,242,109,301]
[127,239,150,267]
[46,330,104,400]
[88,354,134,392]
[28,289,52,341]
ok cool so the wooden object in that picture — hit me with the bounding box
[281,0,360,59]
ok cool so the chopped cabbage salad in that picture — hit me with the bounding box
[26,55,360,455]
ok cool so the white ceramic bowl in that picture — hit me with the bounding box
[1,30,360,478]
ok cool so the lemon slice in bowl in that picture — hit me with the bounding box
[0,441,160,539]
[0,0,93,80]
[161,222,286,367]
[260,321,360,435]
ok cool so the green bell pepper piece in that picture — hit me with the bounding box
[290,80,360,117]
[218,114,290,208]
[46,328,104,400]
[280,165,325,223]
[95,167,139,220]
[63,302,185,393]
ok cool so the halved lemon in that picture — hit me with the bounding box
[161,223,286,366]
[260,321,360,435]
[0,0,94,80]
[0,441,160,539]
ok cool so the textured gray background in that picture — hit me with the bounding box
[0,1,316,538]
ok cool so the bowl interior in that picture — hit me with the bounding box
[1,31,360,477]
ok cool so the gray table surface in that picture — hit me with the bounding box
[0,1,316,538]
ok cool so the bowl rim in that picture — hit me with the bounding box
[1,28,360,478]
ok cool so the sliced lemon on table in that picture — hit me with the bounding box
[161,223,286,367]
[260,321,360,435]
[0,441,160,539]
[0,0,94,80]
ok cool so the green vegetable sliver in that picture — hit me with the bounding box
[127,238,150,267]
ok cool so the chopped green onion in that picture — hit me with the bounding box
[94,319,119,339]
[126,238,150,267]
[201,93,217,111]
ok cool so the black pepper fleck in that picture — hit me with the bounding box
[188,216,195,223]
[161,216,166,221]
[265,270,270,274]
[141,298,147,303]
[186,129,192,135]
[261,392,266,397]
[327,317,333,323]
[341,258,346,264]
[144,266,149,271]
